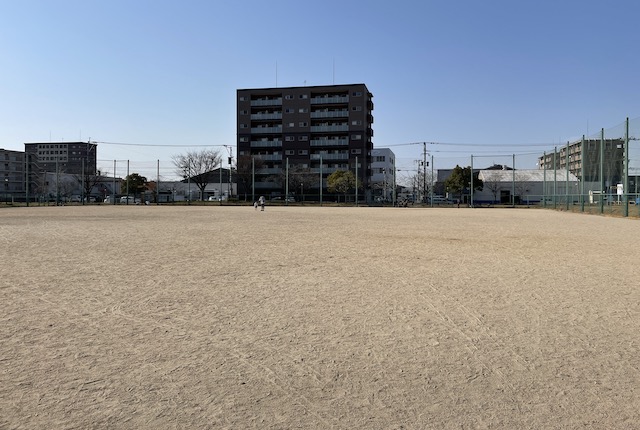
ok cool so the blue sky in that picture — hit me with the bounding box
[1,0,639,180]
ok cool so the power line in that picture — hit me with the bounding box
[95,141,226,148]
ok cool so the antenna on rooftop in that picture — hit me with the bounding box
[275,61,278,87]
[333,58,335,85]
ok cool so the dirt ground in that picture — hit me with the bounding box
[1,205,639,429]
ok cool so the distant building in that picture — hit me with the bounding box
[24,141,97,199]
[1,148,25,198]
[370,148,395,201]
[537,138,624,185]
[477,169,579,204]
[237,84,374,201]
[24,141,97,175]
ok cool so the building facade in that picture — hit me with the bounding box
[537,138,624,185]
[24,142,98,200]
[1,149,25,200]
[370,148,395,201]
[237,84,374,201]
[25,142,97,176]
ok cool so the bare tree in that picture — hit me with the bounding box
[172,149,222,201]
[282,164,318,198]
[73,169,104,202]
[235,155,264,201]
[483,172,502,204]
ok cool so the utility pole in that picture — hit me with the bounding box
[423,142,427,203]
[224,145,233,199]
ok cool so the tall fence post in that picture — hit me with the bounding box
[624,117,629,217]
[566,142,570,210]
[553,148,557,209]
[600,129,605,215]
[470,155,474,208]
[543,151,546,208]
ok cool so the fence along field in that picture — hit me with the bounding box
[1,205,639,428]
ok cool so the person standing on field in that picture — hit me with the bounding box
[259,195,265,211]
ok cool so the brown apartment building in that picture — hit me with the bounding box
[237,84,373,201]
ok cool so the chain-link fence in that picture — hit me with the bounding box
[462,118,640,217]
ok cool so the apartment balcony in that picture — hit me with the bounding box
[251,98,282,107]
[310,96,349,105]
[255,154,283,161]
[310,153,349,161]
[256,168,282,174]
[310,138,349,147]
[251,126,283,134]
[310,167,340,174]
[310,125,348,132]
[310,110,349,119]
[251,113,282,120]
[251,140,283,148]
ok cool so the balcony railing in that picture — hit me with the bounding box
[310,125,348,132]
[251,98,282,106]
[310,96,349,105]
[251,126,283,134]
[256,154,283,161]
[310,153,349,161]
[251,113,282,120]
[256,168,282,174]
[310,110,349,119]
[310,139,349,147]
[310,167,340,174]
[251,140,283,148]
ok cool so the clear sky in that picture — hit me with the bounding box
[2,0,639,181]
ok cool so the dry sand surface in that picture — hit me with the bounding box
[1,205,639,429]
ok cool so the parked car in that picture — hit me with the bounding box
[208,196,227,201]
[120,196,141,204]
[428,196,449,204]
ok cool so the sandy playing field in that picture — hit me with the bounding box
[1,205,639,429]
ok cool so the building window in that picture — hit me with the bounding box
[352,120,362,126]
[239,137,248,142]
[299,94,308,99]
[298,136,308,141]
[287,122,295,127]
[352,91,362,96]
[285,95,293,100]
[298,150,308,155]
[285,136,295,141]
[239,96,246,101]
[299,122,308,127]
[240,124,248,128]
[351,134,362,140]
[240,110,248,115]
[285,150,295,155]
[351,149,362,154]
[298,108,308,113]
[285,108,294,113]
[375,156,385,162]
[352,106,362,111]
